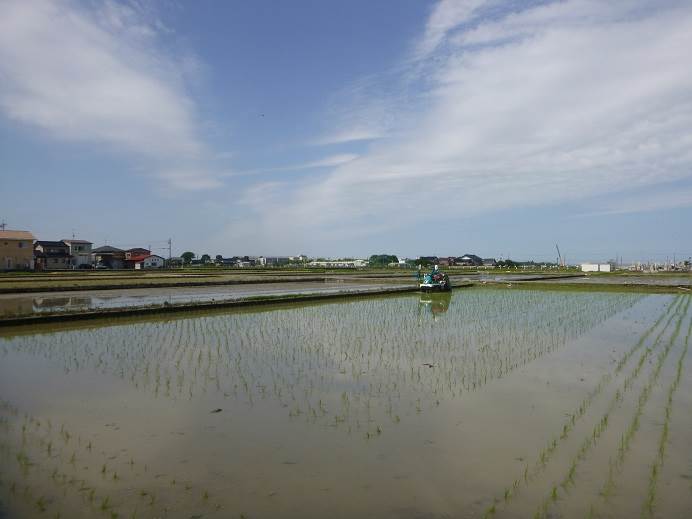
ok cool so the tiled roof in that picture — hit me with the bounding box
[92,246,124,253]
[0,230,35,240]
[62,239,92,244]
[35,240,68,247]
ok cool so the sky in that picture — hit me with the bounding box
[1,0,691,263]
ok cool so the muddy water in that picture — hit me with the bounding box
[0,289,691,518]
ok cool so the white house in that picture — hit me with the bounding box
[134,254,165,269]
[62,239,93,268]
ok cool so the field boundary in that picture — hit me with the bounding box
[0,284,462,327]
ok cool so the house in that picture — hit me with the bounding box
[438,257,456,267]
[125,248,150,260]
[62,239,93,268]
[133,254,165,269]
[483,258,497,267]
[456,254,483,266]
[34,241,71,270]
[124,248,151,269]
[92,246,126,269]
[0,229,35,270]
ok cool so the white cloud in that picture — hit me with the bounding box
[235,0,692,251]
[0,0,220,190]
[415,0,489,59]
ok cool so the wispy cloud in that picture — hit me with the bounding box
[234,0,692,251]
[228,154,360,178]
[579,186,692,217]
[0,0,221,190]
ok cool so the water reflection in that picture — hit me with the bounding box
[418,292,451,320]
[1,289,643,429]
[0,289,675,519]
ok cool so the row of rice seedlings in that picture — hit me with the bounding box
[642,304,691,517]
[0,398,221,519]
[532,295,690,519]
[0,291,643,434]
[597,296,690,501]
[481,295,681,517]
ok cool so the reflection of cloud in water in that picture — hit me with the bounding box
[1,290,644,432]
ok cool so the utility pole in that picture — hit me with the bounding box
[0,220,6,231]
[167,238,172,260]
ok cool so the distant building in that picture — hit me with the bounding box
[133,254,165,269]
[482,258,497,267]
[456,254,483,266]
[265,256,290,266]
[167,257,184,268]
[581,263,612,272]
[124,248,151,268]
[0,229,35,270]
[308,259,368,268]
[62,239,93,268]
[34,240,71,270]
[438,257,456,267]
[125,248,151,260]
[92,246,125,269]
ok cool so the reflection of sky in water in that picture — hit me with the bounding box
[0,281,414,317]
[1,291,687,519]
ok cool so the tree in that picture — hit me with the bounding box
[368,254,399,267]
[200,254,211,264]
[181,251,195,264]
[215,254,223,263]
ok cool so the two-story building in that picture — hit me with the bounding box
[62,239,93,268]
[34,241,71,270]
[92,246,126,269]
[0,230,35,270]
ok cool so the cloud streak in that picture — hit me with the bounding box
[234,0,692,251]
[0,0,220,190]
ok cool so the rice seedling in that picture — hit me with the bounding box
[2,287,681,519]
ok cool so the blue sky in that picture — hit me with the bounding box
[1,0,691,263]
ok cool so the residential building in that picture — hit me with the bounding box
[0,229,35,270]
[133,255,165,269]
[456,254,483,266]
[92,246,126,269]
[125,248,151,260]
[34,241,71,270]
[62,239,93,267]
[124,248,151,269]
[483,258,497,267]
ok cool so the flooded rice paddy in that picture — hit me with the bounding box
[0,288,691,518]
[0,281,410,318]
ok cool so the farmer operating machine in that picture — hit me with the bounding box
[418,265,451,292]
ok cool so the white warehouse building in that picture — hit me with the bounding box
[581,263,612,272]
